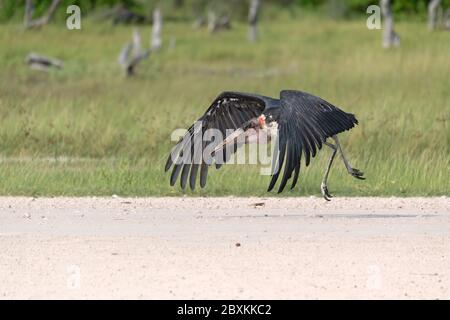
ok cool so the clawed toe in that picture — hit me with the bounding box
[321,183,333,201]
[349,168,365,180]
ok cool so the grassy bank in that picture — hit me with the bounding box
[0,14,448,196]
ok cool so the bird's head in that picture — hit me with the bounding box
[258,114,266,128]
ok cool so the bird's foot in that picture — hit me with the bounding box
[321,182,333,201]
[349,168,365,180]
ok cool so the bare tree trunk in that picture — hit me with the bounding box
[248,0,260,42]
[118,43,133,67]
[125,50,150,76]
[428,0,442,31]
[380,0,400,48]
[444,7,450,30]
[132,29,142,58]
[24,0,34,28]
[151,9,162,51]
[119,30,151,77]
[193,14,205,29]
[24,0,62,29]
[207,11,231,33]
[192,0,206,28]
[207,10,217,33]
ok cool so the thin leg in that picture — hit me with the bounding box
[321,141,337,201]
[332,135,365,180]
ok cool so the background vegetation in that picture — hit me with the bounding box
[0,2,448,197]
[2,0,450,22]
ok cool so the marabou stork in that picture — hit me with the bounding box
[165,90,364,200]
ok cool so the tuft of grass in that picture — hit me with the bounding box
[0,15,448,197]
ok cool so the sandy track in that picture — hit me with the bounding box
[0,196,449,299]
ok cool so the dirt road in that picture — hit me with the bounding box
[0,196,449,299]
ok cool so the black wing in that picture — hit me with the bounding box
[268,90,358,193]
[165,92,267,190]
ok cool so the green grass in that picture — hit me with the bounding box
[0,14,448,196]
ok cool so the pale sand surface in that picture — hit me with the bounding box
[0,196,449,299]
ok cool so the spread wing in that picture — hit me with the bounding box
[165,92,267,190]
[268,90,358,193]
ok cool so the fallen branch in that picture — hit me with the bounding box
[26,53,63,71]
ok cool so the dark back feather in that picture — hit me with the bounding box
[267,90,358,193]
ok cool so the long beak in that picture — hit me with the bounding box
[213,117,259,153]
[213,128,246,153]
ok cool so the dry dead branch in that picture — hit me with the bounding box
[118,30,151,77]
[24,0,62,29]
[207,11,231,33]
[26,53,63,71]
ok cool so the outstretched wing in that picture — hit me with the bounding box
[268,90,358,193]
[165,92,267,190]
